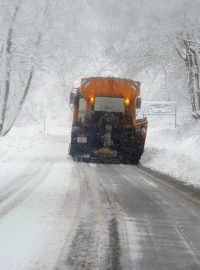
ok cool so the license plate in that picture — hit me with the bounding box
[77,137,87,143]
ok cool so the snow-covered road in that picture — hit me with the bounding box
[0,136,81,270]
[1,135,200,270]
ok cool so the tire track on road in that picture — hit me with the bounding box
[0,145,62,218]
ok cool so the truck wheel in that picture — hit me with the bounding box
[128,155,140,165]
[72,156,81,162]
[120,154,128,164]
[132,158,139,165]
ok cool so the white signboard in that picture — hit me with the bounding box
[143,101,176,127]
[144,102,176,115]
[148,104,172,114]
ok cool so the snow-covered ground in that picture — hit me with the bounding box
[0,130,82,270]
[0,70,200,268]
[141,118,200,189]
[0,110,200,269]
[2,114,200,192]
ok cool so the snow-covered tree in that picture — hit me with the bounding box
[0,0,51,135]
[1,0,200,134]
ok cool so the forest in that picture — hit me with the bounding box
[0,0,200,135]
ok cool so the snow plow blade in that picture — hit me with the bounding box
[72,148,120,164]
[90,148,119,163]
[90,156,120,164]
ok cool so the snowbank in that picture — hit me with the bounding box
[141,121,200,189]
[0,127,69,163]
[0,72,70,163]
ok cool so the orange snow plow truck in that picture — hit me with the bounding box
[69,77,148,164]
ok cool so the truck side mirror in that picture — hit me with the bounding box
[136,96,141,109]
[70,92,76,105]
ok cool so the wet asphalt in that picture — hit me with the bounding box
[57,162,200,270]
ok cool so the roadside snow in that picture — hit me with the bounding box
[0,127,68,162]
[0,130,80,270]
[141,121,200,189]
[0,130,40,163]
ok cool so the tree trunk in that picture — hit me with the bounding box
[0,1,21,135]
[192,49,200,113]
[2,67,34,136]
[187,48,197,113]
[176,38,200,119]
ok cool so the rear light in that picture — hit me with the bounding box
[125,98,130,106]
[90,96,94,104]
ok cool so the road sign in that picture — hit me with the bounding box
[143,101,177,127]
